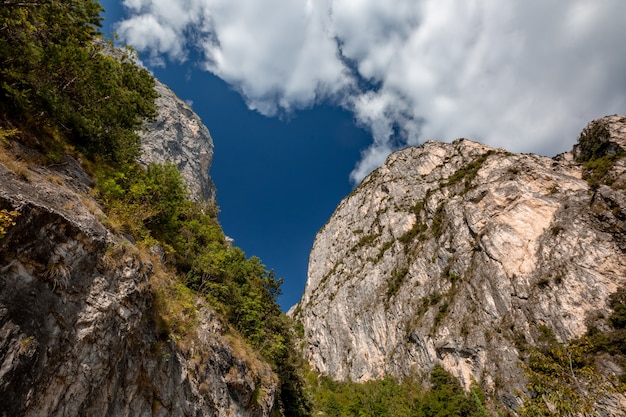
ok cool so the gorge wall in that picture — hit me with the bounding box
[0,82,276,416]
[293,115,626,413]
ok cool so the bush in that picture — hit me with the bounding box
[575,120,626,187]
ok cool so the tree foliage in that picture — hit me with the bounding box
[305,365,488,417]
[0,209,19,239]
[97,163,310,416]
[0,0,157,166]
[0,3,308,414]
[575,119,626,187]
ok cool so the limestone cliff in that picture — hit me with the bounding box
[0,85,275,415]
[293,115,626,413]
[138,79,216,202]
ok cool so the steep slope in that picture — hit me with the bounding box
[293,115,626,413]
[0,89,276,416]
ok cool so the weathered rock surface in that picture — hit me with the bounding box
[293,116,626,413]
[0,154,276,416]
[138,79,216,202]
[0,138,274,415]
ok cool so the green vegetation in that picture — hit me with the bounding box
[386,266,410,303]
[96,160,310,416]
[444,151,495,193]
[581,153,626,188]
[305,365,488,417]
[576,121,613,163]
[373,239,394,263]
[0,3,309,415]
[0,0,158,167]
[519,287,626,416]
[575,119,626,188]
[430,204,446,239]
[352,232,380,252]
[399,198,429,246]
[399,192,446,247]
[9,4,626,417]
[399,220,428,245]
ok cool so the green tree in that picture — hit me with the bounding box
[0,1,157,166]
[415,365,487,417]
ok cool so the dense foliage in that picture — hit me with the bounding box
[0,3,309,415]
[305,365,488,417]
[0,0,157,166]
[575,119,626,188]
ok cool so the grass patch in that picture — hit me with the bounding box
[351,232,380,253]
[430,204,446,239]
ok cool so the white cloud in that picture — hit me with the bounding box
[117,0,626,183]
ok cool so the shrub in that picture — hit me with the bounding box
[0,209,19,239]
[386,266,409,301]
[430,204,446,239]
[575,120,626,187]
[576,121,612,163]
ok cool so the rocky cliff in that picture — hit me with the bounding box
[138,79,216,202]
[293,115,626,413]
[0,85,275,416]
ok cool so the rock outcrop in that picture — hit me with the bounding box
[293,116,626,413]
[138,79,216,202]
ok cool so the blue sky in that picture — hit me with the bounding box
[101,1,371,310]
[99,0,626,310]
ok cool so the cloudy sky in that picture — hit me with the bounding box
[101,0,626,308]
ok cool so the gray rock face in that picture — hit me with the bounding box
[138,80,216,202]
[293,116,626,413]
[0,156,275,415]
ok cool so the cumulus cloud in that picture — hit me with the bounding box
[117,0,626,183]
